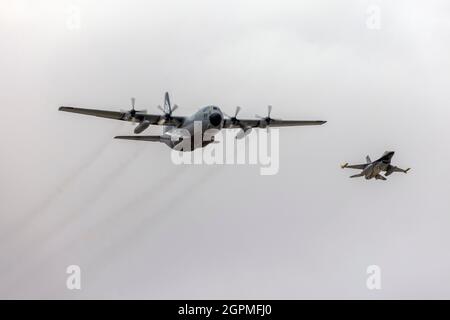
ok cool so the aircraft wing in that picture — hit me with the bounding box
[222,119,326,128]
[114,135,161,142]
[390,166,411,173]
[59,106,129,120]
[341,163,369,170]
[59,106,185,127]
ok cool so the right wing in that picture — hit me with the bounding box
[59,106,185,127]
[341,163,369,170]
[59,106,129,120]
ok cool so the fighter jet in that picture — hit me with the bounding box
[59,92,326,151]
[341,151,410,180]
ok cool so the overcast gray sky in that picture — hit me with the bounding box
[1,0,450,299]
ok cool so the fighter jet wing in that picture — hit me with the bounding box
[341,163,369,170]
[390,166,411,173]
[59,106,185,127]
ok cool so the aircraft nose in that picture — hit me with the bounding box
[209,113,222,127]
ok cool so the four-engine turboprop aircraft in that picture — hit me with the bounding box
[59,92,327,151]
[341,151,410,180]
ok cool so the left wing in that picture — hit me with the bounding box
[114,135,161,142]
[223,118,326,128]
[385,166,411,176]
[391,166,410,173]
[222,105,326,129]
[271,120,327,127]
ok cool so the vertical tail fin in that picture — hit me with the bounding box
[366,155,371,163]
[164,92,171,114]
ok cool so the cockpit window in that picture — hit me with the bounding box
[202,106,219,112]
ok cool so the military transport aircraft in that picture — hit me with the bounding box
[59,92,326,151]
[341,151,410,180]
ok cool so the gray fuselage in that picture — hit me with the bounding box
[362,161,390,179]
[164,106,224,151]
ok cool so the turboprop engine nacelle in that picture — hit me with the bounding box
[134,120,151,134]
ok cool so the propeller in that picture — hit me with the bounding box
[224,106,252,139]
[224,106,241,126]
[255,105,280,129]
[157,92,179,125]
[157,104,178,117]
[121,97,147,122]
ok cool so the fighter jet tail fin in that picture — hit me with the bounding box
[375,174,387,181]
[366,155,371,163]
[350,173,364,178]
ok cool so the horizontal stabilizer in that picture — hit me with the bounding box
[350,173,364,178]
